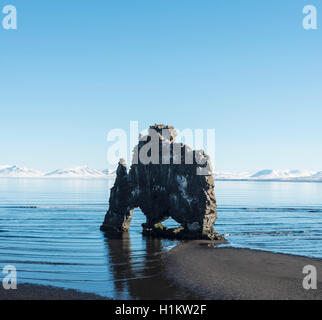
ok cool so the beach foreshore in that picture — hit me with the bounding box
[165,241,322,300]
[0,283,107,300]
[2,242,322,300]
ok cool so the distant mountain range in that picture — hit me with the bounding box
[0,165,44,178]
[44,166,107,178]
[0,165,321,181]
[214,169,322,181]
[0,165,117,178]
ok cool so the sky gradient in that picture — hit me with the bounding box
[0,0,321,171]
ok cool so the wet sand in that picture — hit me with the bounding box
[2,242,322,300]
[0,284,106,300]
[165,241,322,300]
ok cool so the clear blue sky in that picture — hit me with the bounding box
[0,0,321,172]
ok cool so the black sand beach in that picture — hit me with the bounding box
[165,241,322,300]
[1,242,322,300]
[0,284,106,300]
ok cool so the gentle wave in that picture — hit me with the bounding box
[0,205,107,210]
[1,205,322,213]
[219,206,322,212]
[1,180,322,298]
[224,230,311,237]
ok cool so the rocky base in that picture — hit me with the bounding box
[142,223,226,241]
[101,222,226,241]
[100,224,125,233]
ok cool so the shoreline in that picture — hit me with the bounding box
[2,243,322,300]
[164,241,322,300]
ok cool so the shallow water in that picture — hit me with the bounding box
[215,181,322,258]
[0,178,321,298]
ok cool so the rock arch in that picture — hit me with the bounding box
[100,125,224,241]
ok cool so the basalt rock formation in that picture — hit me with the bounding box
[100,124,224,241]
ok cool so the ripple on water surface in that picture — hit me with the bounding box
[0,179,322,298]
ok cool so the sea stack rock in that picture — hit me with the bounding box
[101,124,224,241]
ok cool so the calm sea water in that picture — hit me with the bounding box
[0,178,321,299]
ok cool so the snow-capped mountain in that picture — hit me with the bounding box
[0,165,10,171]
[250,169,316,180]
[0,165,321,181]
[45,166,108,178]
[311,171,322,179]
[214,171,252,180]
[213,169,320,181]
[0,165,44,178]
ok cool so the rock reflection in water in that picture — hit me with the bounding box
[104,232,199,300]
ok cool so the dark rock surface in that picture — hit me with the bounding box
[101,124,224,241]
